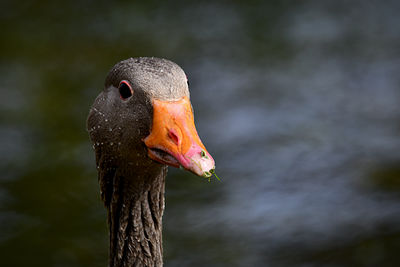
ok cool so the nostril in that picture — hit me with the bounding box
[168,129,180,145]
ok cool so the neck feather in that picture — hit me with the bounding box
[100,164,167,267]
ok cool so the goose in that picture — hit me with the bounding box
[87,57,215,266]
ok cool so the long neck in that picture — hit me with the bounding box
[102,165,167,267]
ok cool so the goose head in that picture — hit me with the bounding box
[87,57,215,177]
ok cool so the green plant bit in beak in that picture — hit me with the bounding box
[210,168,221,182]
[201,168,221,182]
[203,171,212,178]
[200,149,209,159]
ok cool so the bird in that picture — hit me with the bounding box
[87,57,215,267]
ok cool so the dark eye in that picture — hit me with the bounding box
[118,80,133,100]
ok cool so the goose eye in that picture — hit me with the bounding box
[118,80,133,100]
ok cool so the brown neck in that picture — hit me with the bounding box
[101,164,167,267]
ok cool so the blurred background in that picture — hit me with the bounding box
[1,0,400,266]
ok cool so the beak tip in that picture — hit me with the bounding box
[187,153,215,177]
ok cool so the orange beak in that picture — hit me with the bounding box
[144,96,215,177]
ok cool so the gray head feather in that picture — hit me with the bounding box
[105,57,190,101]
